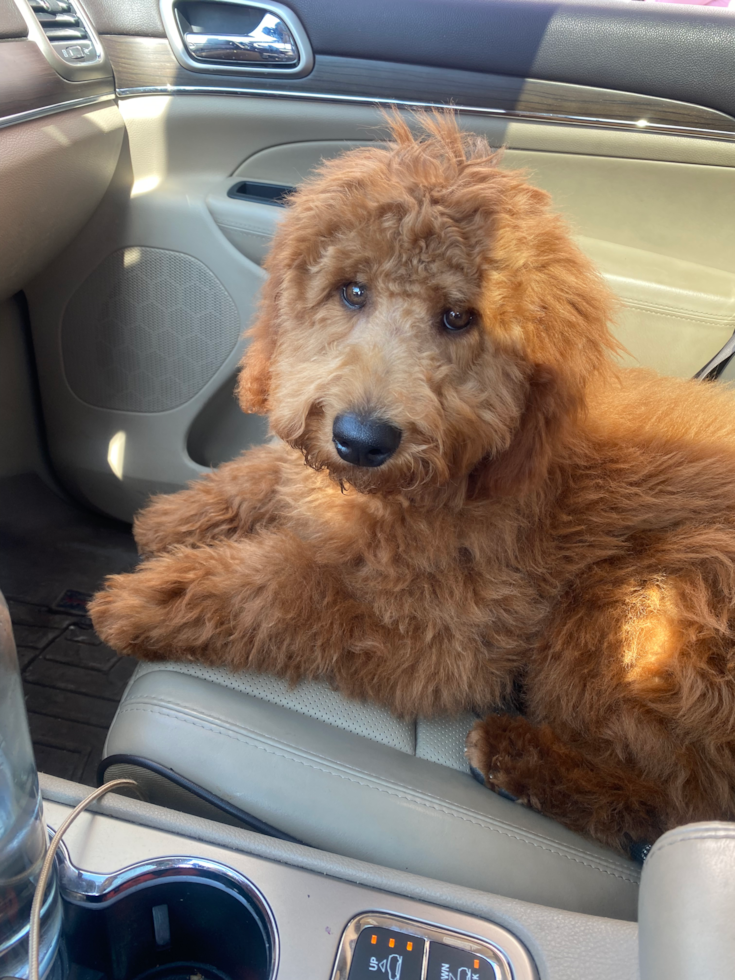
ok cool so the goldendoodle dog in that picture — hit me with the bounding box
[90,114,735,855]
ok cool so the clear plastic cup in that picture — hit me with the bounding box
[0,593,62,980]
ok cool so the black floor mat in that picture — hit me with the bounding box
[0,474,139,786]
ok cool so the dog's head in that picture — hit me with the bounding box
[238,113,619,502]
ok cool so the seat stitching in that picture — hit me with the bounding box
[115,703,639,884]
[121,694,633,875]
[129,693,449,781]
[127,686,415,753]
[122,692,635,875]
[620,303,735,324]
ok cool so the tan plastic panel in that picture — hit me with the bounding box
[205,189,287,267]
[208,183,735,379]
[505,149,735,274]
[580,237,735,377]
[26,95,735,518]
[0,102,123,301]
[41,785,638,980]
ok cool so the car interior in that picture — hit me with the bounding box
[2,0,735,978]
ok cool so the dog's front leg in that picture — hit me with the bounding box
[466,714,665,855]
[133,446,283,557]
[88,533,355,677]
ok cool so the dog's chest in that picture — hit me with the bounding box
[340,520,544,643]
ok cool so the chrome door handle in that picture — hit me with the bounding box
[161,0,313,77]
[184,12,299,65]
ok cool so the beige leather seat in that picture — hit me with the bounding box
[639,822,735,979]
[102,661,641,920]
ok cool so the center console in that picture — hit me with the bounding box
[41,774,640,980]
[58,845,530,980]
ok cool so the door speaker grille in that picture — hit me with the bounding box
[61,247,241,413]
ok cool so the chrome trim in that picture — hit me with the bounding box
[13,0,111,82]
[115,84,735,143]
[0,93,116,131]
[329,911,537,980]
[53,840,279,979]
[184,20,299,66]
[161,0,314,77]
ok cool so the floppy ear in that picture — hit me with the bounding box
[469,364,580,499]
[236,262,282,415]
[236,332,273,415]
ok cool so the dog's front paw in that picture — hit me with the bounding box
[88,575,156,657]
[88,561,189,658]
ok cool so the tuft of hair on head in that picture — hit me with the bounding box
[381,106,503,175]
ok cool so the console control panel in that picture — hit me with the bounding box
[331,912,535,980]
[349,926,425,979]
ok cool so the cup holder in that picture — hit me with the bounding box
[56,850,276,980]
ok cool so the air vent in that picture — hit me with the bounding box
[28,0,98,66]
[13,0,110,80]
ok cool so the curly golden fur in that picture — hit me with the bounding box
[90,114,735,854]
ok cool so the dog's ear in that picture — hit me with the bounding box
[236,263,282,415]
[237,331,273,415]
[469,364,579,499]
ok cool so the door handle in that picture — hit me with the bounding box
[161,0,314,76]
[184,12,299,65]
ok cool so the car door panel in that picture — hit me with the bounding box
[100,33,735,143]
[83,0,735,119]
[0,0,124,484]
[15,0,735,520]
[0,0,121,303]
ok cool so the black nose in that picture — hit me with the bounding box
[332,414,402,468]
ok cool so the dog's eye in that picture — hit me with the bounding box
[341,282,368,310]
[442,308,475,332]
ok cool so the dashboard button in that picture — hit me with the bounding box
[349,925,425,980]
[427,941,497,979]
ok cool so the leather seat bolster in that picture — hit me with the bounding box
[104,666,640,919]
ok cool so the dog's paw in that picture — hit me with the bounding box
[465,722,493,781]
[88,556,194,658]
[88,574,159,657]
[466,715,536,807]
[90,544,235,660]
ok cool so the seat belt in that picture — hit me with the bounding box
[693,330,735,382]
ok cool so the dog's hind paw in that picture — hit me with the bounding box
[465,715,530,806]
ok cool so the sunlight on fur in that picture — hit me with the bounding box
[621,580,682,684]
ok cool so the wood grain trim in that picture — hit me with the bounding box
[102,35,735,139]
[0,38,113,121]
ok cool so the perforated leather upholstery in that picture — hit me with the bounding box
[127,661,473,768]
[103,662,641,919]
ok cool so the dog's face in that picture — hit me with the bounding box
[239,115,617,501]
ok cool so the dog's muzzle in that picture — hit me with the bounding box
[332,413,402,468]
